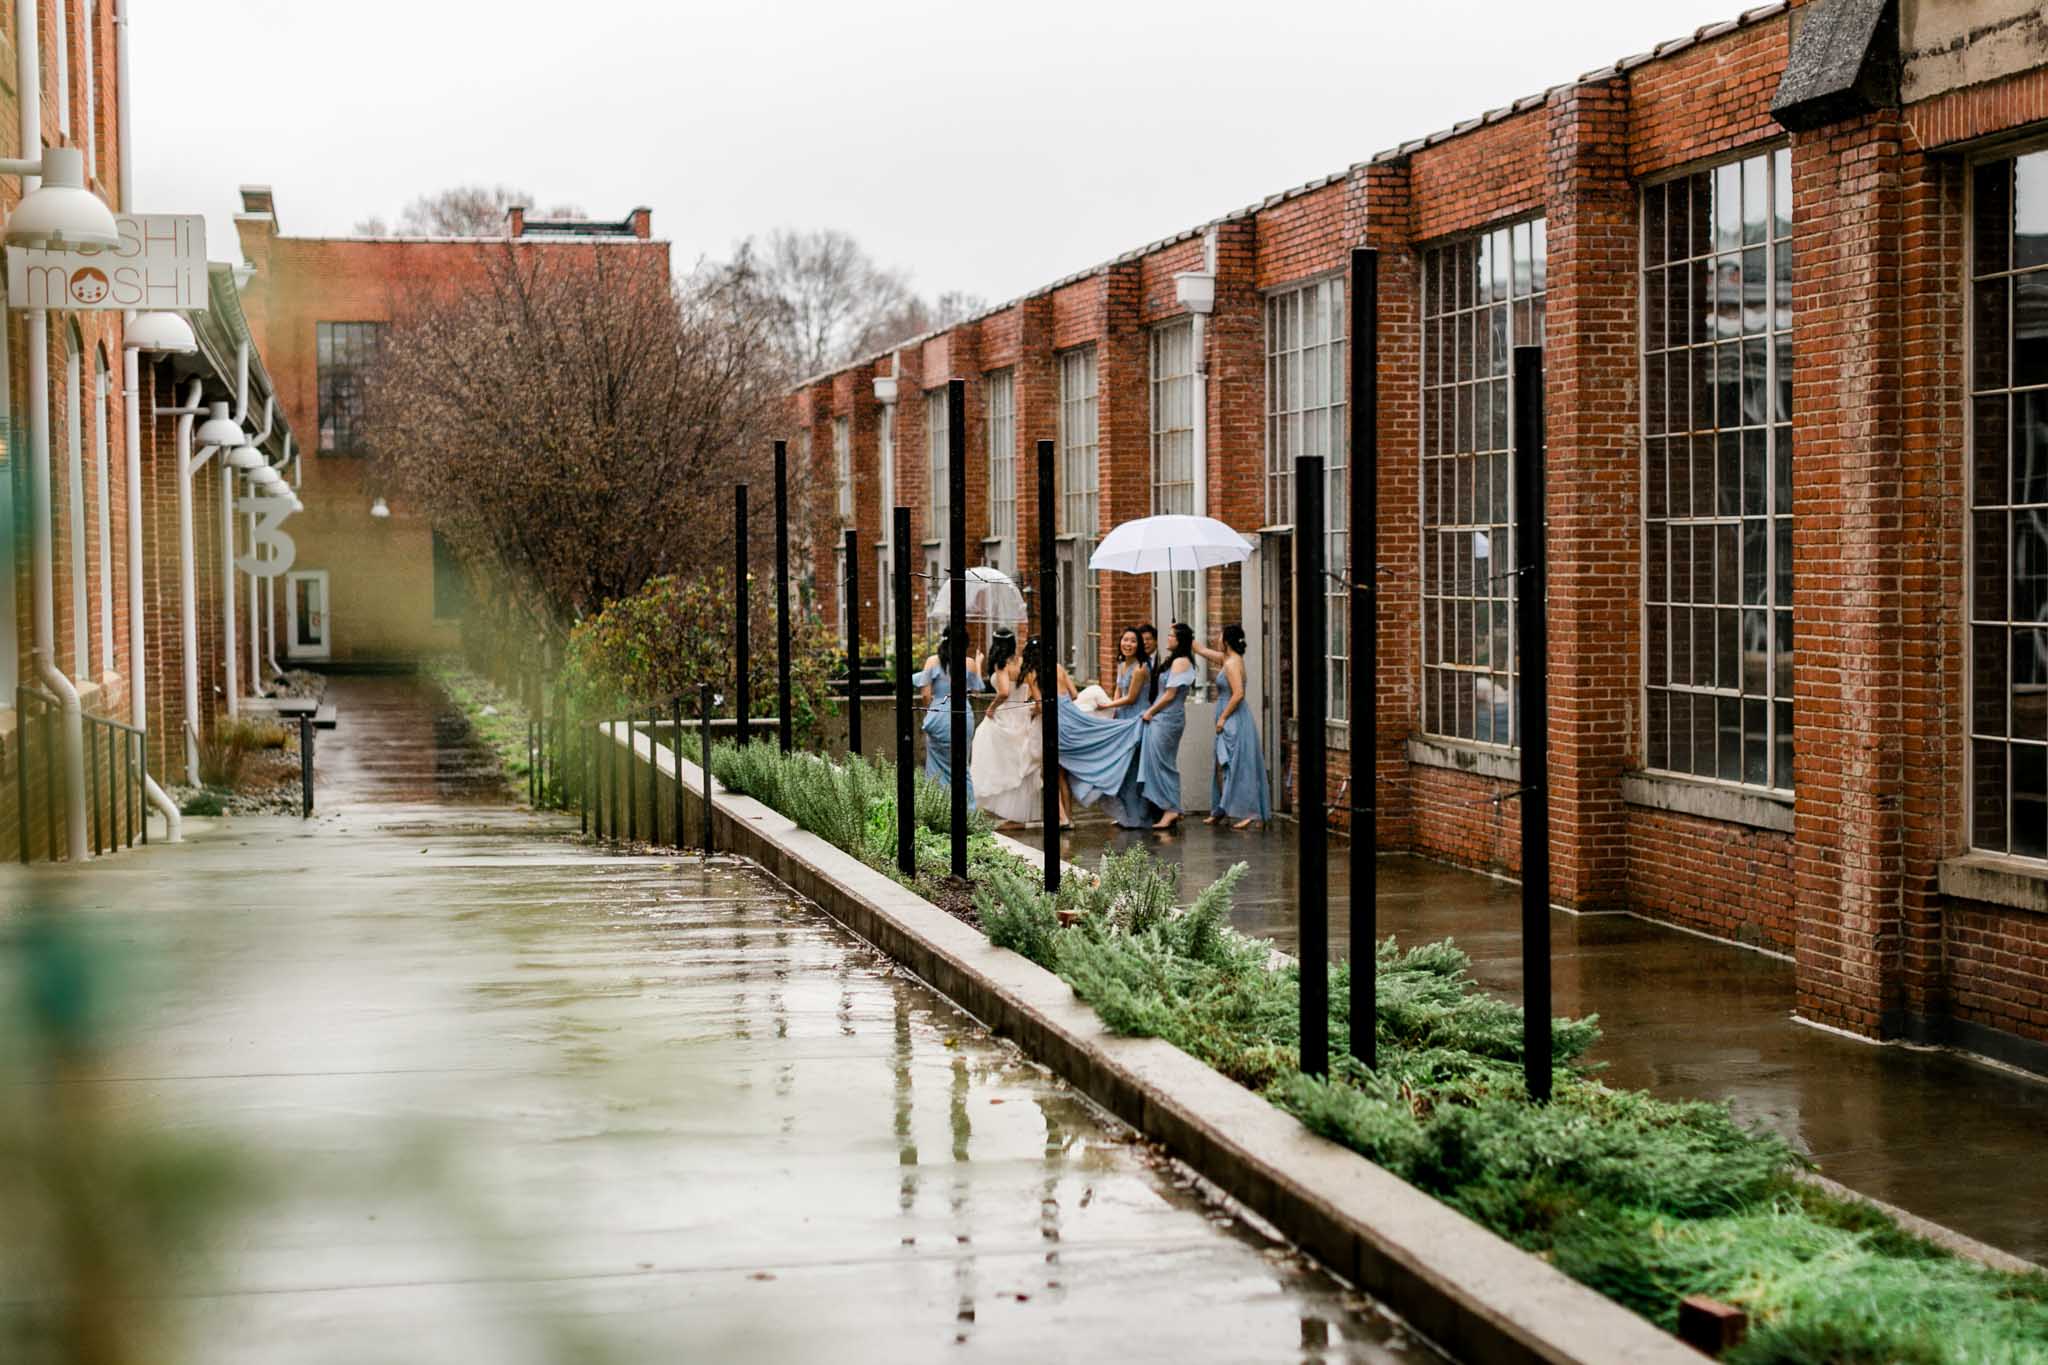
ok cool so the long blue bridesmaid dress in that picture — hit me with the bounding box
[914,664,983,807]
[1212,678,1271,824]
[1056,695,1147,828]
[1138,663,1194,815]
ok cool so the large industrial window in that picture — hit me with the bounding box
[1150,320,1198,631]
[833,416,852,525]
[925,387,950,564]
[985,368,1015,574]
[1420,221,1544,748]
[316,322,385,455]
[1643,149,1793,791]
[1970,147,2048,857]
[1266,276,1348,720]
[1057,346,1100,672]
[1058,347,1099,536]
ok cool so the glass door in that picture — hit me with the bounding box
[286,570,330,660]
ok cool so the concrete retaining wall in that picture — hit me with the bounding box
[596,723,1702,1365]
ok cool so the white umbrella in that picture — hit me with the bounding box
[1088,514,1255,575]
[926,565,1029,628]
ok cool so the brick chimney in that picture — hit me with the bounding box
[628,207,653,239]
[507,204,527,237]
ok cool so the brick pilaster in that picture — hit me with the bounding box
[1789,112,1908,1036]
[1541,77,1638,909]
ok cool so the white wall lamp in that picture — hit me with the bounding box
[369,497,391,520]
[0,147,119,250]
[196,401,243,448]
[125,310,196,355]
[228,443,264,472]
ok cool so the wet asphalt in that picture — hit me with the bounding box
[1,675,1422,1364]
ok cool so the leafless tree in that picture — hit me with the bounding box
[744,227,994,379]
[361,245,787,648]
[351,184,586,237]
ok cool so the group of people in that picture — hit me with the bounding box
[911,619,1271,832]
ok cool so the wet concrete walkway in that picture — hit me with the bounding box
[4,676,1421,1363]
[1025,818,2048,1265]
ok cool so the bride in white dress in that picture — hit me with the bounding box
[969,632,1041,828]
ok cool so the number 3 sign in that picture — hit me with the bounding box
[235,495,297,577]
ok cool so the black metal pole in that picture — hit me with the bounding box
[893,506,915,878]
[300,713,314,818]
[1037,438,1060,893]
[1513,344,1552,1104]
[88,720,100,857]
[1296,453,1329,1078]
[672,695,685,849]
[625,713,637,844]
[774,439,793,753]
[43,706,56,862]
[845,527,862,757]
[736,483,751,748]
[647,705,659,845]
[699,683,715,858]
[579,717,589,836]
[138,728,148,845]
[946,379,968,881]
[1350,246,1378,1068]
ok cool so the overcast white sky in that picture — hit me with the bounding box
[135,0,1741,305]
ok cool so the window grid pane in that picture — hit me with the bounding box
[1058,347,1101,668]
[1971,148,2048,857]
[1265,278,1348,721]
[1420,221,1545,748]
[316,321,385,454]
[1151,322,1198,627]
[833,416,852,524]
[986,369,1016,571]
[926,388,950,565]
[1642,150,1793,792]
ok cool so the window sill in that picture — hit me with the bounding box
[1620,771,1793,833]
[1406,734,1520,784]
[1938,852,2048,917]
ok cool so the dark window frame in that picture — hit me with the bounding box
[316,321,386,455]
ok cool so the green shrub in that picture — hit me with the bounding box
[178,788,227,817]
[563,574,839,746]
[689,744,2048,1361]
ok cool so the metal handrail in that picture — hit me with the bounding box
[14,685,149,863]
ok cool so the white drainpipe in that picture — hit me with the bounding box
[176,386,211,779]
[244,398,272,691]
[221,456,238,717]
[18,0,87,861]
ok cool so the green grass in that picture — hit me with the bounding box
[970,854,2048,1362]
[659,739,2048,1358]
[424,660,532,801]
[709,739,1035,902]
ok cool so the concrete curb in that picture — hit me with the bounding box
[604,726,1703,1364]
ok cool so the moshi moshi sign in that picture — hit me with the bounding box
[6,213,207,311]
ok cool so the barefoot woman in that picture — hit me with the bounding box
[1194,624,1270,829]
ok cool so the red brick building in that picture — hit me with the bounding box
[0,0,298,861]
[234,196,667,666]
[791,0,2048,1073]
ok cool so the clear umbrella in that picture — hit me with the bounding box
[925,565,1029,629]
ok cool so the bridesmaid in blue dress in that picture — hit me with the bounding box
[914,626,984,806]
[1052,630,1148,828]
[1196,624,1271,828]
[1104,627,1150,717]
[1136,623,1196,829]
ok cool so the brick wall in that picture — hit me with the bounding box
[781,4,2048,1069]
